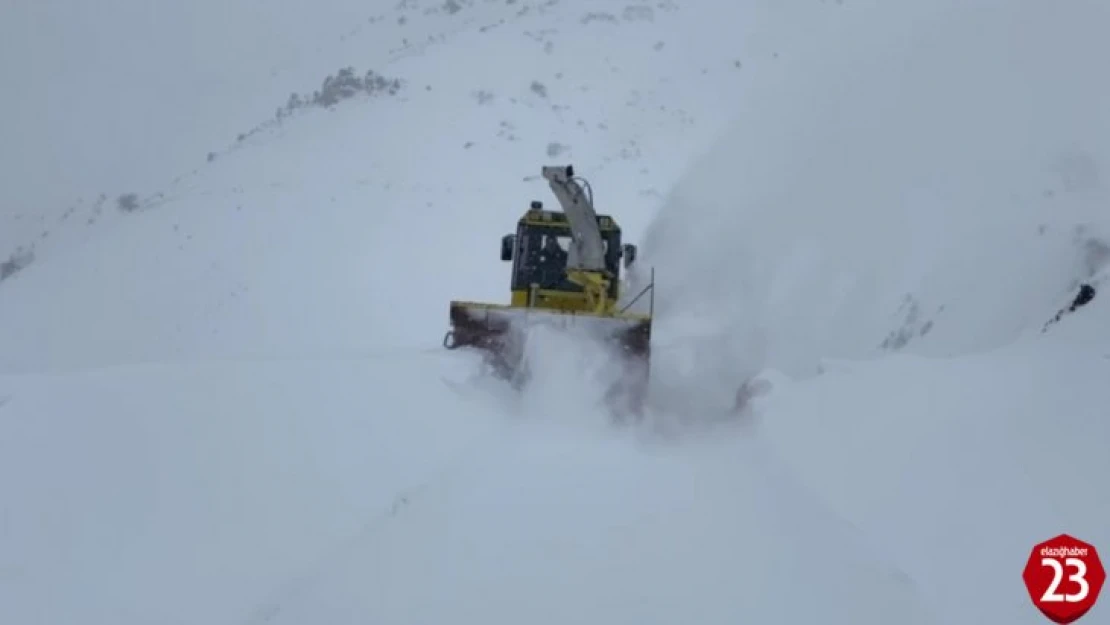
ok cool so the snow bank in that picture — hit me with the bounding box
[0,354,505,625]
[755,303,1110,624]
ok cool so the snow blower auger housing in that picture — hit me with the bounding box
[443,165,655,416]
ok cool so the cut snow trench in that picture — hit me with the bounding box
[239,418,935,625]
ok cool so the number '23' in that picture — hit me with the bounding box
[1042,557,1091,603]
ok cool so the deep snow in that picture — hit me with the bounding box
[1,1,1108,624]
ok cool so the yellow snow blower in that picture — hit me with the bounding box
[443,165,655,416]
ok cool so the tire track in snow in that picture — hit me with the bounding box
[236,416,939,625]
[238,422,513,625]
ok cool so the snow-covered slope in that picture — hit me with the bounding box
[0,0,759,369]
[1,1,1108,625]
[0,0,757,273]
[637,0,1110,378]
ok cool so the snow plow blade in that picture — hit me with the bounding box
[443,301,652,416]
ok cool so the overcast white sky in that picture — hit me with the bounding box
[0,0,388,213]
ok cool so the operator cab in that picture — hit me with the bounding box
[499,201,637,298]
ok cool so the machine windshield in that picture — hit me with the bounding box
[513,229,619,293]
